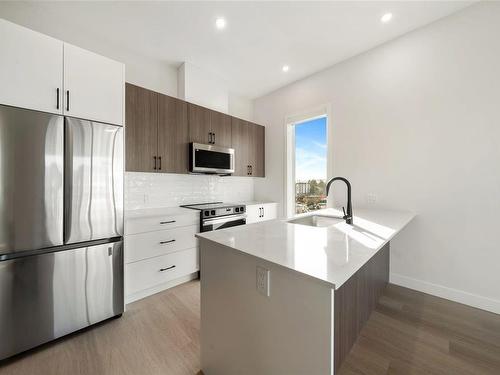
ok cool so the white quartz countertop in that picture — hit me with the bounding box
[125,206,197,219]
[196,208,415,289]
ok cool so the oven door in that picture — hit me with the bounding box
[201,214,246,232]
[190,143,234,174]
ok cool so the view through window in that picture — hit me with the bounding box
[294,116,327,215]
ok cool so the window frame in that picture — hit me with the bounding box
[284,104,332,218]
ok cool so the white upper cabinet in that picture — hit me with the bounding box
[0,19,63,114]
[0,19,124,124]
[63,43,124,125]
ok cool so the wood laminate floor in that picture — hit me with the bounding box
[1,281,499,375]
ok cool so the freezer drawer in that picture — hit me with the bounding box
[65,117,124,243]
[0,241,124,360]
[0,105,64,256]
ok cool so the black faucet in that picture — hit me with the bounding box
[325,177,353,225]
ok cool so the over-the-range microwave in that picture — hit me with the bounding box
[189,142,235,175]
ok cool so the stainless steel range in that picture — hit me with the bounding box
[181,202,246,232]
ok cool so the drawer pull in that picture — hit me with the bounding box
[159,265,176,272]
[159,239,176,245]
[160,220,176,225]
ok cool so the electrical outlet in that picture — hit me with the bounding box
[367,193,377,204]
[256,266,270,297]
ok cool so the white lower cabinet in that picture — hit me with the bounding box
[125,225,198,263]
[126,248,199,298]
[246,202,278,224]
[124,208,200,303]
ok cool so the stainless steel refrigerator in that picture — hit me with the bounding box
[0,104,124,360]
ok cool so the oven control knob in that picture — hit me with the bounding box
[211,210,216,216]
[204,211,209,216]
[235,207,239,212]
[240,206,245,212]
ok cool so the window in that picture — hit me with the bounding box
[286,114,328,217]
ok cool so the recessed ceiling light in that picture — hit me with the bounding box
[282,65,290,72]
[215,17,226,30]
[381,13,393,23]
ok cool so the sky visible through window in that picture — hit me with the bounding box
[295,116,327,181]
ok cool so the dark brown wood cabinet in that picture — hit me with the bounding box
[231,117,250,176]
[158,94,188,174]
[231,119,265,177]
[127,83,264,177]
[188,103,232,147]
[210,110,232,147]
[125,83,158,172]
[251,122,265,177]
[187,103,212,145]
[126,83,188,173]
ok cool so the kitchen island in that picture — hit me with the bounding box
[196,208,414,375]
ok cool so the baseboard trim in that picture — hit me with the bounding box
[125,272,199,305]
[390,273,500,315]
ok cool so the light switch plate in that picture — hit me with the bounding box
[256,266,270,297]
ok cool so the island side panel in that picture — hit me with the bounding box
[200,239,335,375]
[334,242,390,372]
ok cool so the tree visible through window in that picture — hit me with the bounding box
[294,116,327,214]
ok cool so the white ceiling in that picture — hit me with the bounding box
[0,1,475,99]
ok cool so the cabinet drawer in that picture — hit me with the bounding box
[125,248,198,296]
[125,225,198,263]
[125,213,198,235]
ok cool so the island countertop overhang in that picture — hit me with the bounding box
[196,208,415,289]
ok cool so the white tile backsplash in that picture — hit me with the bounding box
[125,172,255,210]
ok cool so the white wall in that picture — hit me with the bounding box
[253,2,500,313]
[178,62,254,121]
[228,93,254,122]
[178,62,229,113]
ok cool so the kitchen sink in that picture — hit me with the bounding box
[288,215,343,227]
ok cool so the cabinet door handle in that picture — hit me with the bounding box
[159,265,176,272]
[262,207,265,218]
[259,207,262,218]
[213,132,216,144]
[153,156,157,170]
[250,165,253,176]
[66,90,70,111]
[208,132,212,144]
[158,156,162,170]
[159,239,176,245]
[56,88,60,109]
[160,220,176,225]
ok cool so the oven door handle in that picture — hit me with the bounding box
[203,214,247,226]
